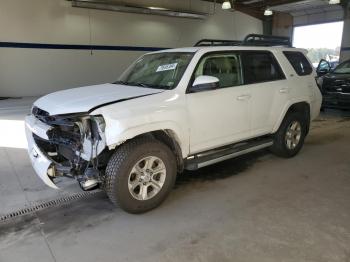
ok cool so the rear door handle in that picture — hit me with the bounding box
[236,94,251,101]
[279,87,289,93]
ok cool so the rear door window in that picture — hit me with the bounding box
[283,51,313,76]
[241,51,285,84]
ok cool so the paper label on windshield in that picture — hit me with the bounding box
[156,63,178,72]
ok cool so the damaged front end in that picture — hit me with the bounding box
[25,107,109,191]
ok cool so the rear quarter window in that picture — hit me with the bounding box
[283,51,313,76]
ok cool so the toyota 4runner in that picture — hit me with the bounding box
[25,35,322,213]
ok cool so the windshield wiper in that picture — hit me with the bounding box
[113,80,130,85]
[133,82,150,88]
[115,81,170,90]
[132,82,171,90]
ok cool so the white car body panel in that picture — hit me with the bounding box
[186,85,251,154]
[25,45,322,189]
[25,116,58,189]
[25,114,52,140]
[34,83,162,115]
[91,90,190,157]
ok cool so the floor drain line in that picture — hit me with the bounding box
[0,191,100,223]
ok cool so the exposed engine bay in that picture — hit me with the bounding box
[31,107,109,190]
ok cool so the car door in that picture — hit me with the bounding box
[186,52,252,154]
[316,59,331,77]
[242,51,288,136]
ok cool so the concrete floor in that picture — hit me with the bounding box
[0,97,80,215]
[0,99,349,262]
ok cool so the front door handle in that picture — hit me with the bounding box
[279,87,289,93]
[237,94,251,101]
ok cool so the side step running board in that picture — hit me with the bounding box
[185,137,273,170]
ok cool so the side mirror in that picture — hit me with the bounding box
[190,75,219,93]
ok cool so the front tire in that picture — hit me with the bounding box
[270,112,307,158]
[105,137,177,214]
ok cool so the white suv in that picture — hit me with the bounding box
[25,35,322,213]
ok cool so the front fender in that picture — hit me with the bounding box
[103,117,189,158]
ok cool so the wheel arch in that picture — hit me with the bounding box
[273,101,311,134]
[149,130,184,173]
[107,128,185,173]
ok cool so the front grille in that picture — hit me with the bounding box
[324,79,350,94]
[32,106,49,117]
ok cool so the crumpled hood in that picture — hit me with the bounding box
[34,83,162,115]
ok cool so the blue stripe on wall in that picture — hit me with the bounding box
[1,42,349,52]
[0,42,168,52]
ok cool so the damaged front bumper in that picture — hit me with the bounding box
[25,114,58,189]
[25,110,107,190]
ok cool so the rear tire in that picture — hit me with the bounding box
[270,112,307,158]
[105,137,177,214]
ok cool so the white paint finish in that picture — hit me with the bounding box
[0,0,262,97]
[186,86,251,153]
[249,80,290,136]
[249,50,296,136]
[192,75,219,87]
[270,50,322,132]
[91,90,190,158]
[25,46,322,188]
[25,120,58,189]
[95,47,320,151]
[34,83,162,115]
[25,114,51,140]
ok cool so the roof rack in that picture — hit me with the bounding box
[242,34,292,47]
[194,34,292,47]
[194,39,242,47]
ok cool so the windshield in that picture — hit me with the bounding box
[117,52,194,90]
[333,61,350,74]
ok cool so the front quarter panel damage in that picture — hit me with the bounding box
[90,91,189,158]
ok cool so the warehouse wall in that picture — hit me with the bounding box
[340,4,350,62]
[272,12,293,39]
[293,8,343,26]
[0,0,262,97]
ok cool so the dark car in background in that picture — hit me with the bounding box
[316,59,350,109]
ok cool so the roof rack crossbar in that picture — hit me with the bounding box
[242,34,292,47]
[194,39,242,47]
[194,34,292,47]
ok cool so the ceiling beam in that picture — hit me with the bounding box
[201,0,303,19]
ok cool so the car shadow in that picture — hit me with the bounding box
[175,149,269,187]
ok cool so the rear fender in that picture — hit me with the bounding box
[272,99,311,133]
